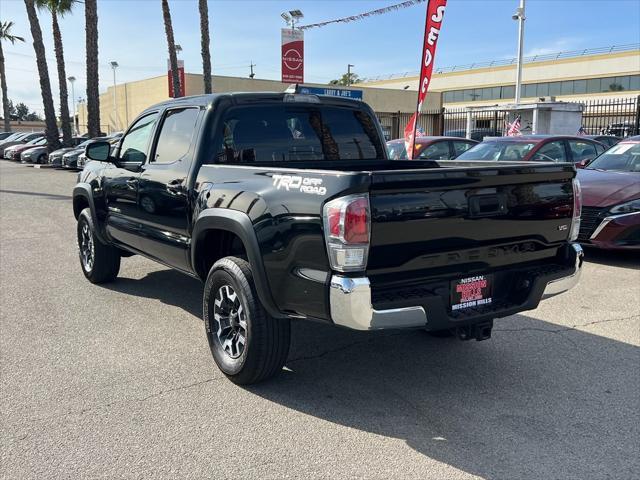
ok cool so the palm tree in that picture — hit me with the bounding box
[0,22,25,132]
[199,0,212,94]
[24,0,60,150]
[36,0,75,146]
[84,0,100,137]
[162,0,180,98]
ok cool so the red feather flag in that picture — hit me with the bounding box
[404,0,447,159]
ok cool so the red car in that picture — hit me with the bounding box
[577,136,640,250]
[456,135,607,167]
[386,136,478,160]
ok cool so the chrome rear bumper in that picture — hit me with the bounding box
[329,243,584,331]
[329,276,427,331]
[541,243,584,299]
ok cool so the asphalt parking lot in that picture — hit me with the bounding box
[0,160,638,479]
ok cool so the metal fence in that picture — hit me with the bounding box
[377,96,640,140]
[579,97,639,136]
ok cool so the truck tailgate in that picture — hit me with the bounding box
[367,163,576,287]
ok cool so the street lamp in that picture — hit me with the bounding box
[347,64,355,87]
[110,61,119,132]
[512,0,526,105]
[175,44,182,55]
[67,76,76,136]
[280,9,303,29]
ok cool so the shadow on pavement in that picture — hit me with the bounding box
[247,317,639,480]
[582,246,639,269]
[0,189,72,201]
[100,269,203,318]
[97,266,638,478]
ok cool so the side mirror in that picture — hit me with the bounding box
[85,141,112,162]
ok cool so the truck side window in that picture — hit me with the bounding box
[119,113,158,164]
[153,108,199,164]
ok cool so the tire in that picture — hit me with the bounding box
[37,154,46,164]
[203,256,290,385]
[77,208,121,283]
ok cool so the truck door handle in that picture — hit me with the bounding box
[468,194,507,217]
[126,178,138,188]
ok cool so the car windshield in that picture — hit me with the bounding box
[586,143,640,172]
[26,137,45,146]
[456,141,537,161]
[77,140,92,148]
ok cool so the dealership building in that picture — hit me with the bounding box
[77,74,440,139]
[78,44,639,139]
[360,44,640,107]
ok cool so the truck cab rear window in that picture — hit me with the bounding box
[215,105,384,163]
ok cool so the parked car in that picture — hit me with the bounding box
[601,122,637,138]
[73,92,583,384]
[0,132,44,158]
[576,136,640,250]
[20,145,48,164]
[386,136,478,160]
[47,137,86,166]
[444,128,501,142]
[4,136,45,161]
[456,135,607,166]
[585,135,621,148]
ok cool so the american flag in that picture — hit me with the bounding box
[577,126,588,136]
[507,115,522,136]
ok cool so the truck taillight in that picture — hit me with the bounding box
[570,178,582,241]
[323,194,370,272]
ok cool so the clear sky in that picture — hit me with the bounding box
[1,0,639,116]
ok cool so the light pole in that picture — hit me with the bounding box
[512,0,526,105]
[280,9,304,30]
[67,76,76,136]
[347,64,355,86]
[110,61,119,132]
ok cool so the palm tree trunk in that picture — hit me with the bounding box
[0,40,11,132]
[199,0,212,94]
[24,0,60,150]
[85,0,100,136]
[162,0,181,98]
[51,11,71,145]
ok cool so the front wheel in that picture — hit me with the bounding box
[203,256,290,385]
[77,208,121,283]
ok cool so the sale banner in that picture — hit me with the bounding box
[404,0,447,159]
[281,28,304,83]
[167,59,185,98]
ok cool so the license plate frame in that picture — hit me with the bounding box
[451,275,494,312]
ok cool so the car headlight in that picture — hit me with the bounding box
[609,199,640,215]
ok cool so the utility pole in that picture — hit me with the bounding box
[249,61,255,79]
[513,0,526,105]
[67,76,77,136]
[110,61,119,132]
[347,64,355,86]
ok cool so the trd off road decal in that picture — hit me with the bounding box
[272,174,327,196]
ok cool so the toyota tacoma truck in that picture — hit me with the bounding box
[73,92,584,384]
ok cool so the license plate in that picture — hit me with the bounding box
[451,275,493,311]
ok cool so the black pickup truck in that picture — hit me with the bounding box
[73,92,584,384]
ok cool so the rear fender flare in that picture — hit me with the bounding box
[191,209,285,319]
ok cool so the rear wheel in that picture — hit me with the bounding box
[203,256,290,385]
[77,208,121,283]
